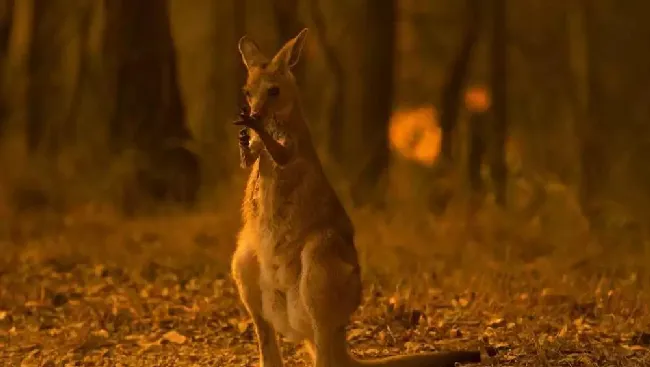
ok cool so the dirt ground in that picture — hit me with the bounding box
[0,210,649,367]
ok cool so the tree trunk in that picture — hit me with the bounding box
[0,0,11,55]
[104,0,189,151]
[467,110,487,195]
[427,0,481,214]
[104,0,200,213]
[309,0,346,164]
[27,0,74,153]
[0,0,13,138]
[350,0,396,206]
[438,0,481,165]
[272,0,305,83]
[71,2,110,160]
[490,0,508,207]
[566,0,590,204]
[62,3,93,147]
[577,0,606,223]
[234,0,247,90]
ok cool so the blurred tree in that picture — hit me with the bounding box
[438,0,481,165]
[172,0,240,190]
[0,0,12,138]
[577,1,650,226]
[272,0,305,82]
[351,0,397,206]
[234,0,247,89]
[27,0,74,153]
[489,0,508,207]
[576,0,611,224]
[566,0,593,219]
[466,87,489,198]
[103,0,200,213]
[308,0,346,164]
[428,0,481,214]
[63,3,93,147]
[0,0,10,56]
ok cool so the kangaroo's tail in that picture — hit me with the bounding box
[347,350,481,367]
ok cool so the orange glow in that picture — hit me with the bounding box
[465,85,491,113]
[389,94,519,169]
[388,106,441,166]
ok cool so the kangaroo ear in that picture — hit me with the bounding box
[238,35,268,69]
[271,28,308,72]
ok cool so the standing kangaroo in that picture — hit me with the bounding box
[230,28,482,367]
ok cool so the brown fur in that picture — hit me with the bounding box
[231,29,481,367]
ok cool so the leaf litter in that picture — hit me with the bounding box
[0,245,648,366]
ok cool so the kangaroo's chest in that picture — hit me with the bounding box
[244,164,305,287]
[256,155,306,220]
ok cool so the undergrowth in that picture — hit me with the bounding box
[0,160,649,366]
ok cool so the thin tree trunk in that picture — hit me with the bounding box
[272,0,305,83]
[350,0,396,206]
[438,0,481,165]
[427,0,481,214]
[566,0,589,189]
[27,0,70,153]
[577,0,605,223]
[467,110,487,195]
[490,0,508,207]
[0,0,13,138]
[0,0,12,59]
[1,0,31,152]
[73,1,110,159]
[308,0,346,164]
[234,0,247,91]
[62,4,93,146]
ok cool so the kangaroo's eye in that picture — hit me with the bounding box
[268,86,280,97]
[243,89,251,98]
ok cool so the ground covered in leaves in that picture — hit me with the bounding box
[0,214,649,366]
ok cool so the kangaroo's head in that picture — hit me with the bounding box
[238,28,308,122]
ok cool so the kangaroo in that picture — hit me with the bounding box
[230,28,482,367]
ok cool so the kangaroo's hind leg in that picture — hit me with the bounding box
[299,233,362,367]
[232,237,283,367]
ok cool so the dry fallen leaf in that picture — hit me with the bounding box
[540,288,573,304]
[237,320,251,334]
[449,327,462,338]
[75,333,115,352]
[138,340,162,352]
[453,297,470,308]
[162,330,187,344]
[622,344,649,352]
[348,328,365,341]
[488,318,507,328]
